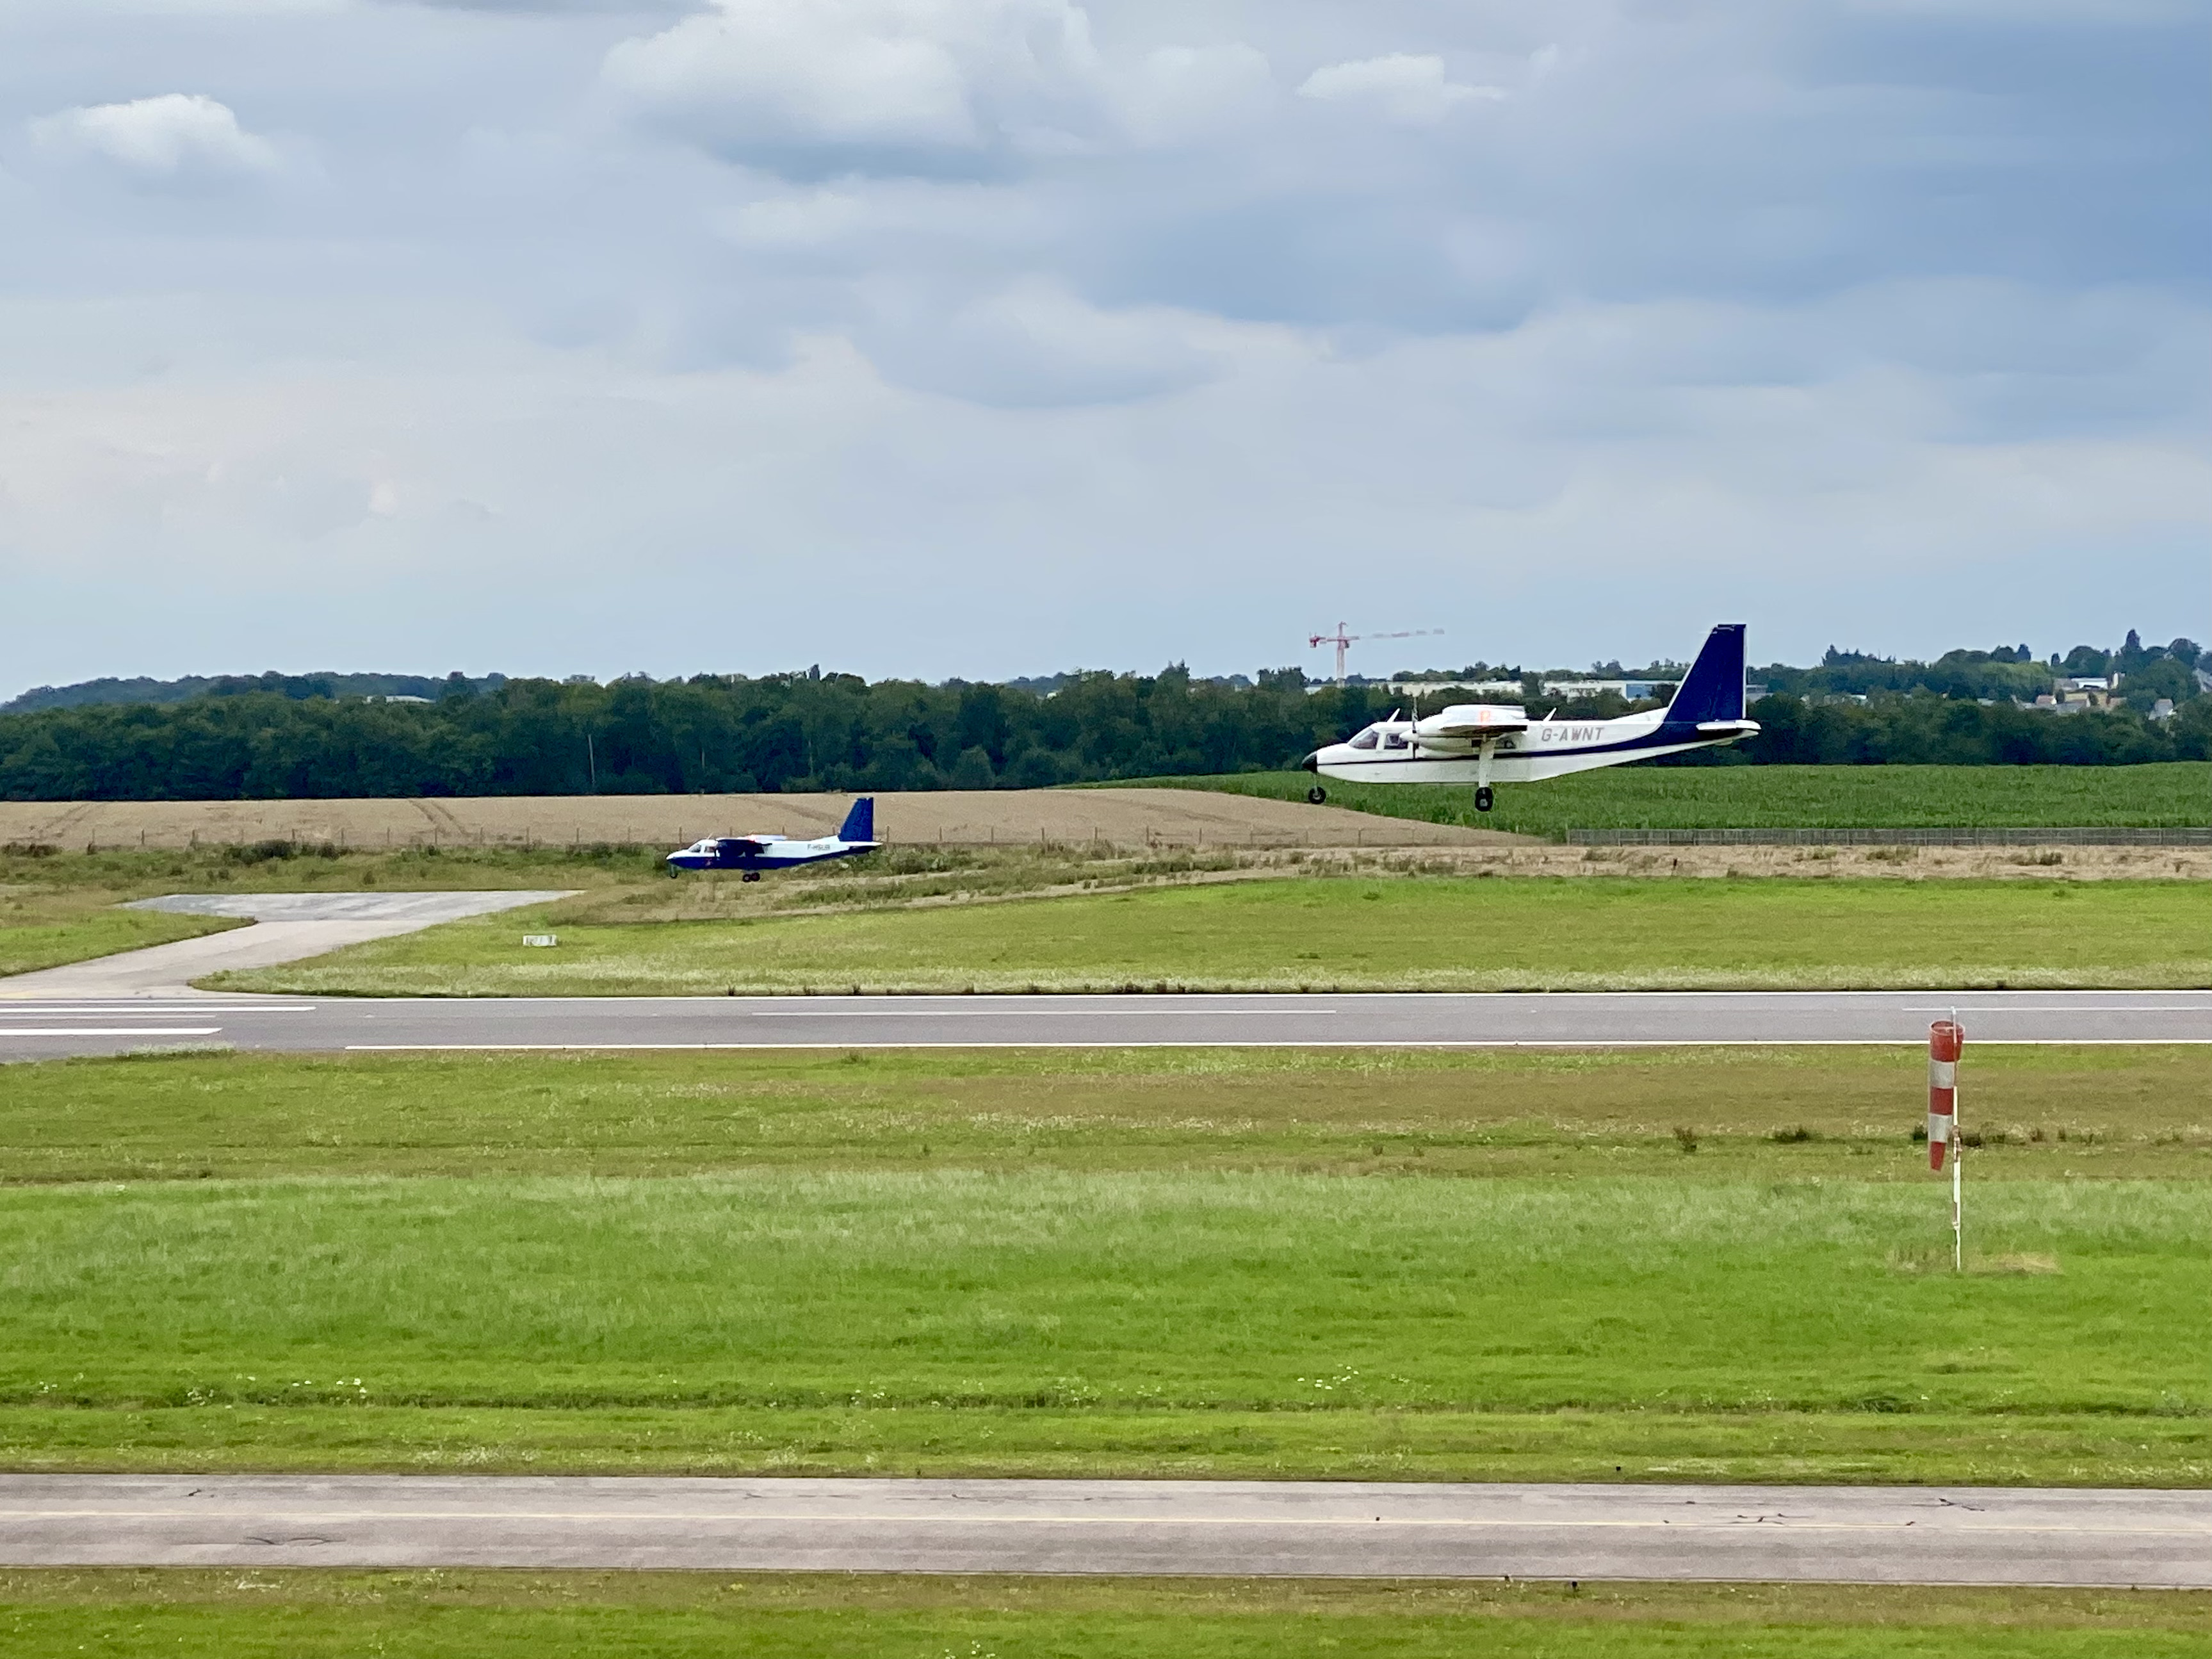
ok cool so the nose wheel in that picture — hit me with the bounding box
[1474,785,1494,813]
[1306,785,1328,805]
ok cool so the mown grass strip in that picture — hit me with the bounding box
[1126,762,2212,835]
[208,875,2212,996]
[3,1571,2208,1656]
[4,1401,2204,1487]
[5,1045,2206,1184]
[3,1173,2202,1416]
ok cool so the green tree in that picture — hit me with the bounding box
[948,746,998,790]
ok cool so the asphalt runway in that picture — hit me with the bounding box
[1,1475,2202,1585]
[0,987,2204,1060]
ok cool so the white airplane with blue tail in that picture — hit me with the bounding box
[666,798,881,881]
[1301,623,1760,812]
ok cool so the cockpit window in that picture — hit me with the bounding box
[1349,727,1379,750]
[1381,728,1408,749]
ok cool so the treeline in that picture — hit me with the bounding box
[0,669,510,715]
[1759,632,2206,707]
[1,664,2207,801]
[0,669,1334,800]
[1712,695,2207,767]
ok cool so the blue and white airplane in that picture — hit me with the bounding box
[666,797,881,881]
[1301,623,1761,812]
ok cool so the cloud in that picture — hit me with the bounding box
[2,0,2206,685]
[402,0,687,10]
[1119,44,1275,145]
[856,277,1277,406]
[1296,54,1504,125]
[29,94,282,183]
[601,0,1114,178]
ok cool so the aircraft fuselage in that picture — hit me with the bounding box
[1307,706,1758,787]
[665,834,877,873]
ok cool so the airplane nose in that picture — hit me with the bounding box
[1299,751,1319,772]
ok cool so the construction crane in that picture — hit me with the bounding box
[1308,624,1445,687]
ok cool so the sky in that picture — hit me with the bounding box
[1,0,2206,692]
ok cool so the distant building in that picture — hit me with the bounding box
[1382,676,1675,704]
[1383,679,1525,698]
[1538,678,1666,701]
[2151,698,2177,721]
[2049,675,2118,713]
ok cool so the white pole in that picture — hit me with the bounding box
[1951,1004,1962,1273]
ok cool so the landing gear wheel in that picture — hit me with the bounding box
[1474,785,1494,813]
[741,870,761,883]
[1306,785,1328,805]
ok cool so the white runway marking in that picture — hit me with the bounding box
[1,1027,223,1038]
[0,1006,306,1015]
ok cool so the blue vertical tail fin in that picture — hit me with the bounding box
[1667,625,1747,724]
[837,797,875,842]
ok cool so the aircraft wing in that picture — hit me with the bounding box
[1412,703,1530,741]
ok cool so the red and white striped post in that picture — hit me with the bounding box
[1928,1018,1965,1271]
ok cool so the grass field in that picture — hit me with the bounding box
[3,1046,2204,1485]
[213,873,2212,995]
[1130,761,2212,835]
[0,903,239,979]
[0,842,658,981]
[0,848,282,977]
[9,1045,2206,1184]
[5,1573,2207,1657]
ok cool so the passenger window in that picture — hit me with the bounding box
[1382,729,1408,749]
[1349,728,1379,750]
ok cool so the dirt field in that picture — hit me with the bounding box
[0,790,1521,853]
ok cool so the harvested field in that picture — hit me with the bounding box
[0,790,1514,853]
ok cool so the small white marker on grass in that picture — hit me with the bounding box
[522,935,558,947]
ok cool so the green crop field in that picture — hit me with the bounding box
[213,873,2212,996]
[3,1045,2205,1486]
[1122,761,2212,835]
[4,1573,2206,1658]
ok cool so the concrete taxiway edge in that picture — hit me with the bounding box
[1,1476,2203,1586]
